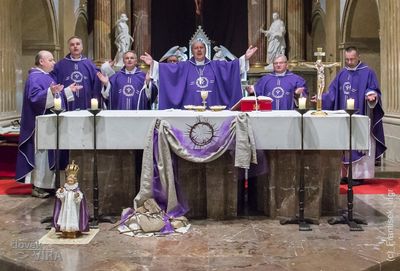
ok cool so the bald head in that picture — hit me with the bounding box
[35,50,55,73]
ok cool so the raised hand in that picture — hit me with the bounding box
[50,82,64,94]
[366,92,377,102]
[245,45,258,60]
[68,82,83,93]
[97,72,109,86]
[140,52,154,66]
[295,87,305,95]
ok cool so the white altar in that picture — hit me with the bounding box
[36,110,369,150]
[35,110,369,219]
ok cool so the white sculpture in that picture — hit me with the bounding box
[212,45,237,61]
[261,12,286,69]
[159,46,188,63]
[114,14,134,68]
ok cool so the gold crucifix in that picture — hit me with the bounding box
[300,48,340,116]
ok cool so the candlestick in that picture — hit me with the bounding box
[299,97,307,109]
[346,98,355,110]
[54,97,62,110]
[91,98,98,110]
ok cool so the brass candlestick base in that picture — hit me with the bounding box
[61,231,82,239]
[311,99,327,116]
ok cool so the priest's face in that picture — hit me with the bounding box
[273,56,288,73]
[123,52,138,70]
[68,38,83,59]
[345,50,360,68]
[167,55,179,63]
[39,51,56,73]
[192,41,206,62]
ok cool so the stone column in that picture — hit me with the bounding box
[111,0,127,59]
[132,0,151,62]
[380,0,400,162]
[287,0,305,62]
[0,0,21,113]
[94,0,112,65]
[248,0,267,67]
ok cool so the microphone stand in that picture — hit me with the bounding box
[280,108,318,230]
[41,108,63,228]
[328,109,367,231]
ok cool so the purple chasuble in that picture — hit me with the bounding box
[254,71,308,110]
[323,62,386,161]
[108,67,157,110]
[16,68,56,182]
[158,57,243,109]
[52,54,102,110]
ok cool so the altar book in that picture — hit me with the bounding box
[230,96,272,112]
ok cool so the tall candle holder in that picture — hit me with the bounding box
[280,109,318,230]
[328,109,367,231]
[88,109,116,227]
[41,108,63,227]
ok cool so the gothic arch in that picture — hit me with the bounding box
[341,0,380,79]
[75,8,89,57]
[310,7,326,59]
[20,0,58,95]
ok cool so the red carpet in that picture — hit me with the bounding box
[0,145,17,178]
[340,178,400,194]
[0,179,32,195]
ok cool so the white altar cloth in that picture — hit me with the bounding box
[36,110,369,150]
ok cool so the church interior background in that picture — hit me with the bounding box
[1,0,400,270]
[0,0,398,162]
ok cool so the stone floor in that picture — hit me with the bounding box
[0,189,399,271]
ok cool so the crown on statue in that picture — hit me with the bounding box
[65,160,79,177]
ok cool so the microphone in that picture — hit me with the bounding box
[136,86,146,111]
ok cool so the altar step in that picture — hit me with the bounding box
[375,158,400,178]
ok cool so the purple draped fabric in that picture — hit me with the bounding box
[151,129,189,217]
[150,117,235,218]
[108,67,157,110]
[52,188,90,233]
[323,62,386,162]
[158,57,243,109]
[52,54,102,111]
[254,71,308,110]
[15,68,55,182]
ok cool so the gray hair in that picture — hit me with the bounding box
[273,54,287,63]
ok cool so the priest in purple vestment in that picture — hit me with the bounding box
[52,36,102,111]
[97,51,157,110]
[322,46,386,184]
[16,51,81,198]
[140,41,258,109]
[247,55,307,109]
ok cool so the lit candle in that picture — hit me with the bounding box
[54,97,62,110]
[91,98,98,110]
[298,97,307,109]
[346,98,355,110]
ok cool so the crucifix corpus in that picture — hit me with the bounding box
[300,48,340,116]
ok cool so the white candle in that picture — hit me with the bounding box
[347,98,355,110]
[91,98,98,110]
[298,97,307,109]
[54,97,62,110]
